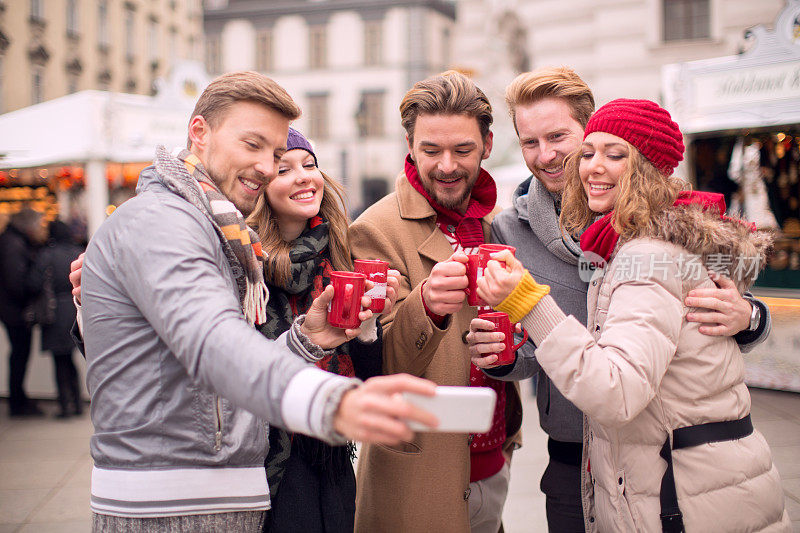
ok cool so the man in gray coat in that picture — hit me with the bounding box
[468,66,771,531]
[81,71,436,532]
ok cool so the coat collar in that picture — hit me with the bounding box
[394,172,499,264]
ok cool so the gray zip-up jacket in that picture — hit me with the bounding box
[82,166,356,518]
[487,176,771,444]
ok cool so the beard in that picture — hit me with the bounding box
[422,168,478,210]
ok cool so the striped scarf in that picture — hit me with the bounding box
[154,146,269,325]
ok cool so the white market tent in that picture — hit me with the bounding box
[0,61,209,235]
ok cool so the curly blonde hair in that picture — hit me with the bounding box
[248,170,352,286]
[560,142,684,239]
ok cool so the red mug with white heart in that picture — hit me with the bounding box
[328,271,366,329]
[478,311,528,366]
[354,259,389,313]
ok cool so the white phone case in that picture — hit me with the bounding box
[402,386,497,433]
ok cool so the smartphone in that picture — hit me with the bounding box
[402,386,497,433]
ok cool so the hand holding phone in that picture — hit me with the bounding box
[402,386,497,433]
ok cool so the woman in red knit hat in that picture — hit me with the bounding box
[470,99,790,531]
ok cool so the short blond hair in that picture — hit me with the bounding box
[187,71,301,148]
[400,70,493,144]
[505,66,595,130]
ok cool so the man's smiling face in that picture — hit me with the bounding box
[408,113,492,213]
[515,97,585,195]
[191,101,290,216]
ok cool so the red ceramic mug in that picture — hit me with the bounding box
[465,253,485,307]
[478,244,517,276]
[354,259,389,313]
[328,271,366,329]
[478,311,528,366]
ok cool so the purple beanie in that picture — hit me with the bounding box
[286,127,318,166]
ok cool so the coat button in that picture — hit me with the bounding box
[618,476,623,485]
[595,325,600,332]
[420,332,427,342]
[591,280,597,286]
[589,517,595,523]
[415,340,423,350]
[463,488,471,500]
[462,330,469,344]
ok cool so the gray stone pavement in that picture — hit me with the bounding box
[0,383,798,532]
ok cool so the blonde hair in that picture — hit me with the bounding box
[249,170,352,287]
[400,70,493,144]
[560,143,683,239]
[505,66,595,131]
[187,71,301,148]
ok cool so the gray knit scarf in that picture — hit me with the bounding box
[522,176,583,266]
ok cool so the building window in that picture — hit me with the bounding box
[663,0,710,42]
[169,27,178,63]
[364,20,382,66]
[148,18,159,63]
[307,93,329,140]
[256,30,272,72]
[66,0,79,37]
[125,8,136,62]
[206,34,221,74]
[98,1,109,49]
[357,91,385,138]
[32,67,43,104]
[309,25,327,69]
[30,0,44,23]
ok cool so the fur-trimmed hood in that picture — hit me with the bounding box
[620,204,773,292]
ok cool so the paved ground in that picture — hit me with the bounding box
[1,383,798,532]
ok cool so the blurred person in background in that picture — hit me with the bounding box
[0,207,48,417]
[35,220,84,418]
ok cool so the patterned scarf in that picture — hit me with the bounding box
[404,154,496,248]
[259,216,355,499]
[154,146,269,325]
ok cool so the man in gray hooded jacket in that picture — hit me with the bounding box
[81,72,436,532]
[468,66,771,531]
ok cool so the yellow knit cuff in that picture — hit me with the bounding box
[495,271,551,323]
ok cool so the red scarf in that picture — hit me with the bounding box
[580,191,731,262]
[405,154,496,248]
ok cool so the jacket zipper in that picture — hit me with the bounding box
[214,396,223,451]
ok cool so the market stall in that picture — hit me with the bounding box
[663,0,800,392]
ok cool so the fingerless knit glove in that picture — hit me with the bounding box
[495,271,551,323]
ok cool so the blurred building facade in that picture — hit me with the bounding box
[0,0,204,114]
[451,0,787,171]
[204,0,457,210]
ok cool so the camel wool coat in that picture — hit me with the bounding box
[349,174,523,533]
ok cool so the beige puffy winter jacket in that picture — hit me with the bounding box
[520,205,790,532]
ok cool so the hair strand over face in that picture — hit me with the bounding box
[560,143,683,239]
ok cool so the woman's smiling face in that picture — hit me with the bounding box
[579,131,630,214]
[265,149,324,233]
